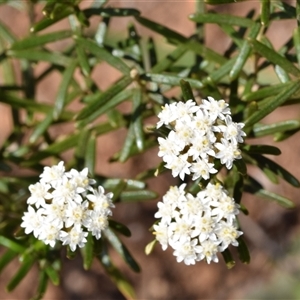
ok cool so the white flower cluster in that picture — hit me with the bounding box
[154,183,242,265]
[21,161,114,251]
[157,97,246,180]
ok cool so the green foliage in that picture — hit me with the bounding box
[0,0,300,298]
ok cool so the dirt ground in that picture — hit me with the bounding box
[1,1,300,299]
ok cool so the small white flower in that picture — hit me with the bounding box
[200,96,230,121]
[190,158,218,181]
[60,224,88,251]
[153,222,169,250]
[165,153,191,180]
[197,239,219,264]
[28,182,52,208]
[215,138,242,169]
[172,238,201,265]
[40,161,65,187]
[21,206,44,238]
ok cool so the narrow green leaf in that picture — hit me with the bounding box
[257,189,295,208]
[76,44,90,77]
[180,79,195,101]
[0,236,25,253]
[293,28,300,67]
[118,124,135,163]
[245,80,300,128]
[229,23,261,81]
[250,154,300,187]
[134,15,224,63]
[32,270,48,300]
[253,120,300,137]
[273,128,300,142]
[53,59,77,119]
[111,180,128,202]
[6,254,36,291]
[0,20,17,44]
[45,264,60,286]
[242,144,281,155]
[142,73,203,88]
[31,9,73,33]
[109,220,131,237]
[7,50,72,67]
[237,237,250,264]
[151,44,187,73]
[249,38,300,76]
[274,65,290,83]
[189,12,255,27]
[233,159,247,175]
[84,7,140,17]
[97,241,136,300]
[221,249,235,269]
[132,88,145,152]
[29,113,53,144]
[0,249,17,273]
[25,133,79,165]
[76,76,132,121]
[0,92,73,119]
[260,0,270,26]
[104,228,140,272]
[232,171,244,204]
[85,132,96,176]
[81,233,94,270]
[242,82,292,102]
[102,178,145,191]
[120,190,158,202]
[10,30,73,50]
[77,37,131,75]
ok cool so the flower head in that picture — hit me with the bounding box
[21,161,114,251]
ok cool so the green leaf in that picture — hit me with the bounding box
[242,82,292,102]
[119,190,158,202]
[232,171,244,204]
[97,241,136,300]
[45,263,60,286]
[102,178,145,191]
[151,44,187,73]
[237,237,250,264]
[257,189,295,208]
[260,0,270,26]
[6,254,36,291]
[132,88,145,152]
[76,43,90,77]
[0,20,16,44]
[10,30,73,50]
[29,113,54,144]
[81,233,94,270]
[0,236,25,253]
[245,80,300,128]
[32,270,48,300]
[253,120,300,137]
[109,220,131,237]
[249,38,300,77]
[229,23,261,81]
[76,37,131,75]
[180,79,195,101]
[135,16,225,64]
[118,123,135,163]
[7,49,72,67]
[0,249,17,274]
[141,73,203,88]
[84,7,140,17]
[189,12,256,27]
[104,228,140,272]
[221,249,235,269]
[233,159,247,175]
[111,180,128,202]
[74,128,92,170]
[85,132,97,176]
[25,133,79,165]
[242,144,281,155]
[31,8,73,33]
[250,154,300,187]
[76,76,132,122]
[53,59,78,119]
[293,28,300,67]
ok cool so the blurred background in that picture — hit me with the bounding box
[1,1,300,299]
